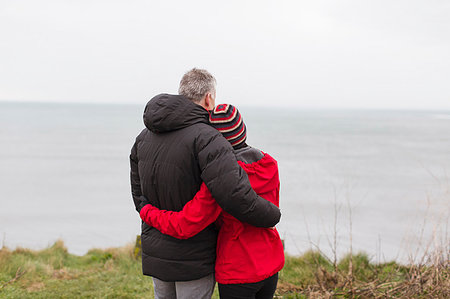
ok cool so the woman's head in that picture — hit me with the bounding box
[209,104,247,149]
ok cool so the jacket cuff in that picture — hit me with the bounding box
[139,204,157,221]
[139,204,150,220]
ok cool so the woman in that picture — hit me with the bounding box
[140,104,284,299]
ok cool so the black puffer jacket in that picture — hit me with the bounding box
[130,94,281,281]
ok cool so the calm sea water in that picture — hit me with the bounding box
[1,101,449,263]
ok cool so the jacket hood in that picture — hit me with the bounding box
[238,153,279,195]
[143,93,210,133]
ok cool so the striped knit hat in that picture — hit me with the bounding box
[209,104,247,148]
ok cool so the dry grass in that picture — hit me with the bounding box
[277,190,450,299]
[277,248,449,298]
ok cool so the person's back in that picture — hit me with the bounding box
[139,145,285,298]
[215,146,284,285]
[133,94,221,280]
[130,69,281,298]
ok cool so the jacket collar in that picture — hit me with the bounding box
[143,94,209,133]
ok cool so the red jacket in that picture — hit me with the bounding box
[140,152,285,284]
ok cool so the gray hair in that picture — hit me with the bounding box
[178,68,216,103]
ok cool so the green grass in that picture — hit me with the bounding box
[0,241,448,298]
[0,240,152,298]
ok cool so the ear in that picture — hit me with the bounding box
[204,93,212,110]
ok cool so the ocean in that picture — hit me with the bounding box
[1,101,449,263]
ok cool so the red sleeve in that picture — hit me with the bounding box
[139,183,222,239]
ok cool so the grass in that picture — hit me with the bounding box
[0,240,152,298]
[0,240,448,298]
[277,250,449,298]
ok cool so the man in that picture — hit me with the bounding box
[130,68,281,299]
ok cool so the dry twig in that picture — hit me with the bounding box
[0,267,26,289]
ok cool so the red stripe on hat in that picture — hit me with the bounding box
[214,104,228,113]
[215,114,242,132]
[230,132,247,146]
[225,122,245,140]
[210,106,237,122]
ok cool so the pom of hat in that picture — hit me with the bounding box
[209,104,247,147]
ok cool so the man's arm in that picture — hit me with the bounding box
[139,183,222,239]
[197,132,281,228]
[130,140,144,212]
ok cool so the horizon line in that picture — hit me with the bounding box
[1,99,450,112]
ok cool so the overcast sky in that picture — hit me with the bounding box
[1,0,449,109]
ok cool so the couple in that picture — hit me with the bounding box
[130,68,284,299]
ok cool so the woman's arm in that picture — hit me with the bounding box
[139,183,222,239]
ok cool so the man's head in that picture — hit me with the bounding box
[179,68,216,110]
